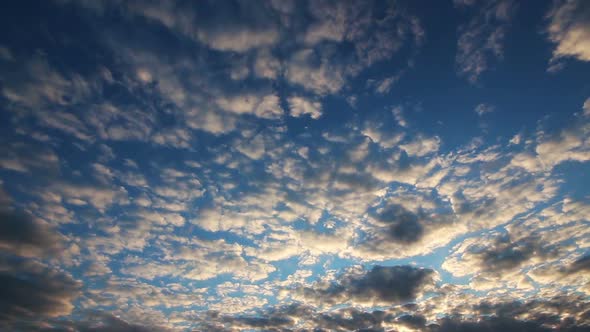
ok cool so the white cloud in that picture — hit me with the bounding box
[288,96,322,119]
[546,0,590,63]
[216,94,283,119]
[197,28,279,52]
[401,135,440,157]
[285,49,346,95]
[254,49,281,79]
[373,75,401,94]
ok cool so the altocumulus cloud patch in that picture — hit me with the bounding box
[0,0,590,331]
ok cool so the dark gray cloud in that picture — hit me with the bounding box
[433,317,560,332]
[0,257,80,324]
[73,313,168,332]
[396,314,427,329]
[296,265,436,306]
[467,234,559,275]
[8,310,172,331]
[184,295,590,331]
[0,208,63,257]
[375,204,424,243]
[565,254,590,275]
[314,308,386,332]
[225,316,294,329]
[479,235,539,272]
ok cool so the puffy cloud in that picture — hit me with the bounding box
[372,204,426,244]
[0,55,94,110]
[0,142,60,174]
[183,293,590,331]
[0,209,63,257]
[284,49,347,95]
[355,195,461,260]
[443,231,558,284]
[294,265,437,307]
[288,96,323,119]
[2,1,590,330]
[33,311,170,332]
[0,258,80,323]
[546,0,590,65]
[253,48,281,79]
[215,94,283,119]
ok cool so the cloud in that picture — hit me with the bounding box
[475,103,495,116]
[294,265,437,306]
[443,232,556,280]
[181,293,590,331]
[455,0,517,82]
[0,55,94,110]
[0,209,63,257]
[34,311,170,332]
[583,97,590,115]
[371,75,401,94]
[2,1,590,330]
[373,204,425,244]
[288,96,323,119]
[434,316,578,332]
[0,142,60,174]
[284,49,347,95]
[0,258,80,323]
[565,254,590,275]
[253,48,281,79]
[125,1,280,53]
[215,93,283,119]
[546,0,590,65]
[354,190,461,260]
[392,106,408,128]
[197,28,279,53]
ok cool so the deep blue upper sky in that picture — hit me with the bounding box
[0,0,589,331]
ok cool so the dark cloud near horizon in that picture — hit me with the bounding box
[432,316,579,332]
[296,265,436,306]
[9,295,590,332]
[199,295,590,331]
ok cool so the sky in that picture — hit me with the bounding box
[0,0,589,331]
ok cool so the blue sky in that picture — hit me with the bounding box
[0,0,589,331]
